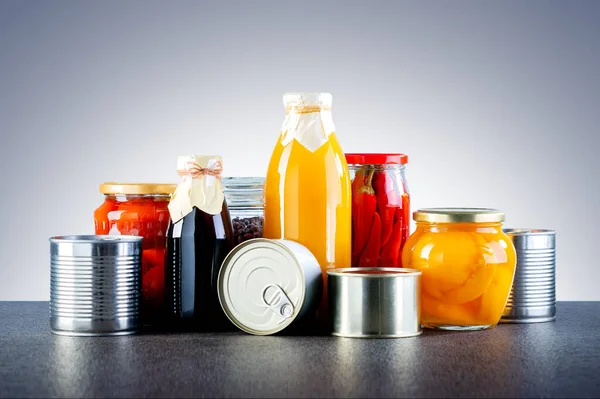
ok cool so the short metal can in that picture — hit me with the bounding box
[50,235,143,336]
[217,238,322,335]
[327,267,422,338]
[501,229,557,323]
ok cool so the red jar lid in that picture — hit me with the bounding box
[345,153,408,165]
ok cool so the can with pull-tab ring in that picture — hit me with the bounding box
[217,238,322,335]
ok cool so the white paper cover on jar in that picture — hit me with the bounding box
[168,155,225,222]
[280,92,336,152]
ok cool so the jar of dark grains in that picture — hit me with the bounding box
[222,177,264,244]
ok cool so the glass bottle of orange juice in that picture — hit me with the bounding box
[264,93,351,325]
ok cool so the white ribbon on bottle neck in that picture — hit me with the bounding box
[280,107,336,152]
[168,156,225,223]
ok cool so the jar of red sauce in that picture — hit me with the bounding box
[94,183,176,325]
[345,154,410,268]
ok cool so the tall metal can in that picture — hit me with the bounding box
[49,235,142,336]
[501,229,557,323]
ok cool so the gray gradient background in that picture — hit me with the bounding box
[1,1,598,300]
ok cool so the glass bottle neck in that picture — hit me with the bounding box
[285,106,331,115]
[283,93,332,114]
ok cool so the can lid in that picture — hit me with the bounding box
[99,183,176,195]
[345,153,408,165]
[222,177,265,191]
[503,228,556,236]
[413,208,505,223]
[327,267,421,278]
[217,239,307,335]
[49,235,143,244]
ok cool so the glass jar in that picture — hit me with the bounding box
[264,93,351,326]
[401,208,517,330]
[93,183,176,325]
[345,154,410,268]
[164,155,235,331]
[222,177,265,245]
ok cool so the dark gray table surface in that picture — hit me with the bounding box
[1,302,599,398]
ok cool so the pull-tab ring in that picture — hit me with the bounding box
[262,284,295,319]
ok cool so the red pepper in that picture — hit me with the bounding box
[373,171,401,247]
[400,193,410,250]
[358,212,381,267]
[93,198,117,235]
[379,207,403,267]
[372,178,394,246]
[351,170,377,266]
[142,265,165,309]
[351,167,366,194]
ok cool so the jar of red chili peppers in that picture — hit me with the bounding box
[94,183,176,326]
[345,154,410,268]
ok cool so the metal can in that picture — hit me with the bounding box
[327,267,422,338]
[217,238,322,335]
[501,229,557,323]
[50,235,143,336]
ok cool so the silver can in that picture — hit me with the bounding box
[50,235,143,336]
[327,267,422,338]
[501,229,556,323]
[217,238,322,335]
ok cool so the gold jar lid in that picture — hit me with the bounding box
[413,208,505,223]
[99,182,176,195]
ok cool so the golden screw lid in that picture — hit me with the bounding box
[99,182,177,195]
[413,208,505,223]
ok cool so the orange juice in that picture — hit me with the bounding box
[264,93,351,324]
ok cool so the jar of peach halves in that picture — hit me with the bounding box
[401,208,516,331]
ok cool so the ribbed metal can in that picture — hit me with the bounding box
[501,229,556,323]
[49,235,143,336]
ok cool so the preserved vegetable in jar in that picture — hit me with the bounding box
[401,208,517,330]
[165,155,235,330]
[93,183,176,325]
[222,177,264,245]
[345,153,410,268]
[264,93,351,325]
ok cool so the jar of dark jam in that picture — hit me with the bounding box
[222,177,264,245]
[164,155,235,331]
[94,183,176,326]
